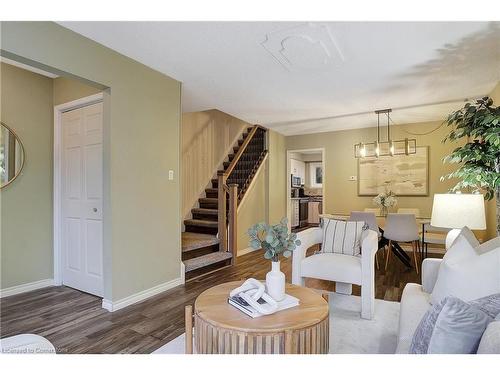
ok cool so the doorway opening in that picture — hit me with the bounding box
[0,57,109,300]
[286,148,325,233]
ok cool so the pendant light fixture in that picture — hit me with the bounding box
[354,109,417,158]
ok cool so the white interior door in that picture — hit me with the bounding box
[61,102,103,297]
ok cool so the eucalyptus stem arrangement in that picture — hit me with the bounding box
[248,218,301,262]
[442,96,500,235]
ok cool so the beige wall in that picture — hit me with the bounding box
[267,130,287,224]
[237,160,268,252]
[0,63,54,289]
[181,110,247,219]
[1,22,181,302]
[286,120,460,218]
[53,76,101,106]
[237,130,288,253]
[486,81,500,239]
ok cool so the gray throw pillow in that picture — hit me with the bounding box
[410,296,493,354]
[409,297,448,354]
[469,293,500,319]
[428,297,492,354]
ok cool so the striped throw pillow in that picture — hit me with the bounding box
[320,218,366,256]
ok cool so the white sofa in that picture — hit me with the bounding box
[292,227,378,319]
[396,258,500,354]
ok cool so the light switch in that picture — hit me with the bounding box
[168,170,174,180]
[349,175,357,181]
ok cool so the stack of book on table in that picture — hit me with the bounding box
[228,294,300,318]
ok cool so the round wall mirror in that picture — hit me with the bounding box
[1,122,26,189]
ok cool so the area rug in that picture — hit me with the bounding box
[153,292,400,354]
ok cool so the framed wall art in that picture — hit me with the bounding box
[357,146,429,196]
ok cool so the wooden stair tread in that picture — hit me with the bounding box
[191,208,218,216]
[183,251,233,272]
[199,197,217,202]
[182,232,219,252]
[184,219,218,228]
[198,197,218,207]
[184,126,266,270]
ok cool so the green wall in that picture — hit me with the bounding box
[1,22,182,302]
[53,77,101,106]
[1,63,54,288]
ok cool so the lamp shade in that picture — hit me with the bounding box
[431,193,486,230]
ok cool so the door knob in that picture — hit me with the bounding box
[93,208,98,213]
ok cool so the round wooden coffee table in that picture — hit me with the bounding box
[194,281,329,354]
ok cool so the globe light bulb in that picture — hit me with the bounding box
[360,144,366,157]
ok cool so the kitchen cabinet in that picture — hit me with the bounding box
[290,159,306,185]
[308,201,322,224]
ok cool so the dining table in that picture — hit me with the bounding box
[320,213,431,268]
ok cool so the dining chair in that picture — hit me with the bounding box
[383,213,420,274]
[397,208,421,217]
[421,223,450,258]
[350,211,383,269]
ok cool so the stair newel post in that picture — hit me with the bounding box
[218,171,227,252]
[228,183,238,264]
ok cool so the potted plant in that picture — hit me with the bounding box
[373,188,397,217]
[247,218,301,301]
[442,96,500,236]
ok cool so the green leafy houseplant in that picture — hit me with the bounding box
[441,96,500,235]
[247,218,301,262]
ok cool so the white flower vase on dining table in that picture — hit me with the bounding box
[266,261,286,302]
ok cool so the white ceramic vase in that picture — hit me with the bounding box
[266,261,285,302]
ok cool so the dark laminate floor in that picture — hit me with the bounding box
[0,246,441,354]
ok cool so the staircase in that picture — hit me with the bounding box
[182,125,268,280]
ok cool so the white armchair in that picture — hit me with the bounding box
[292,227,379,319]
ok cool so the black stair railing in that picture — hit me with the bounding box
[217,125,268,260]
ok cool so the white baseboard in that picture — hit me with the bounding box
[237,247,258,257]
[0,279,54,298]
[180,261,186,284]
[101,276,183,312]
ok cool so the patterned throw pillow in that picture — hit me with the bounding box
[409,294,500,354]
[427,297,492,354]
[409,297,448,354]
[320,218,366,256]
[469,293,500,319]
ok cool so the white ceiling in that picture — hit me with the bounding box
[58,22,500,135]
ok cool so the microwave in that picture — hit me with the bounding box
[291,175,301,187]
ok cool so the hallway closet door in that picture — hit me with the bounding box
[61,102,103,297]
